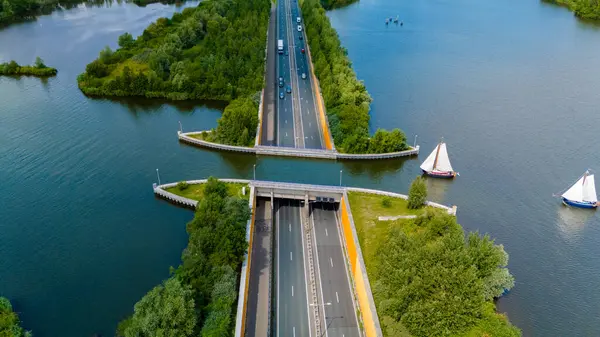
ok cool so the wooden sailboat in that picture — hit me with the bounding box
[420,139,457,178]
[560,170,598,209]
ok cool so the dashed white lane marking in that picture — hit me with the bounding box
[336,291,339,303]
[286,132,288,137]
[290,251,293,261]
[325,228,328,236]
[293,327,296,337]
[285,119,288,124]
[289,223,291,232]
[292,285,294,297]
[330,257,334,268]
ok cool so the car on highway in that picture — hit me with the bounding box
[301,48,305,54]
[297,25,302,32]
[299,35,303,40]
[279,91,284,99]
[297,17,301,23]
[279,77,284,87]
[301,73,306,80]
[286,85,292,94]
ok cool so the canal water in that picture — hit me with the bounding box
[1,0,599,335]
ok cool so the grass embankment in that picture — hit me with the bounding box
[321,0,359,10]
[302,0,409,154]
[347,191,521,337]
[78,0,268,147]
[118,178,250,337]
[0,58,56,77]
[543,0,600,21]
[165,181,249,201]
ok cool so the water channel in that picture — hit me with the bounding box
[1,0,600,335]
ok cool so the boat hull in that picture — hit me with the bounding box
[422,170,455,179]
[561,197,597,209]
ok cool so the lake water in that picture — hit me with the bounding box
[1,0,600,335]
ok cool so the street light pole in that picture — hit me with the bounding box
[253,164,256,181]
[339,170,342,186]
[414,134,418,148]
[156,168,161,185]
[178,121,183,133]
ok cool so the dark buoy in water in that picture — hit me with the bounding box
[400,21,404,26]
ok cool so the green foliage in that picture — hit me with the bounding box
[78,0,270,102]
[373,211,519,337]
[320,0,358,10]
[381,196,392,208]
[301,0,408,153]
[0,297,31,337]
[177,181,190,191]
[407,176,427,209]
[119,277,197,337]
[209,97,258,146]
[545,0,600,21]
[0,59,56,77]
[117,177,249,336]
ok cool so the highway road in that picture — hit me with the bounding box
[311,202,361,337]
[276,199,311,337]
[276,0,323,149]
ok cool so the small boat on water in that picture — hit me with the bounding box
[420,139,457,178]
[559,170,598,209]
[393,15,399,23]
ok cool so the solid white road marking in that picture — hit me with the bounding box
[330,257,334,267]
[336,291,339,303]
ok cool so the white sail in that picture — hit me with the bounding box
[562,172,597,203]
[419,144,438,171]
[434,143,454,172]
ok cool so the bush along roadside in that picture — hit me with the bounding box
[77,0,269,146]
[302,0,409,154]
[117,177,250,337]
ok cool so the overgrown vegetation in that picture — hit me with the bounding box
[77,0,268,146]
[0,0,193,27]
[302,0,409,154]
[348,194,519,337]
[544,0,600,21]
[0,57,56,77]
[118,177,250,337]
[320,0,358,10]
[407,176,427,209]
[0,297,32,337]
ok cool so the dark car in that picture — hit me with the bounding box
[279,92,285,99]
[299,35,303,40]
[286,85,292,94]
[278,77,284,88]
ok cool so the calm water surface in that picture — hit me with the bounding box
[1,0,600,336]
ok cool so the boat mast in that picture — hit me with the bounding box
[432,138,443,171]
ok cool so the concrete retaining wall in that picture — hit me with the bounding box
[336,146,420,160]
[178,131,257,154]
[347,187,457,215]
[235,185,256,337]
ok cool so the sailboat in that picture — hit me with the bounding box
[560,170,598,209]
[420,139,457,178]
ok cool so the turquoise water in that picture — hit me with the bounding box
[1,0,600,335]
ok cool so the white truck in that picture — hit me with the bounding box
[277,39,284,54]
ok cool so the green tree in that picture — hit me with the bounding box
[407,176,427,209]
[0,296,31,337]
[98,46,114,63]
[119,277,196,337]
[118,32,135,49]
[200,266,238,337]
[34,56,46,69]
[214,97,258,146]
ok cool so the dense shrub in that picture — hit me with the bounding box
[0,297,32,337]
[0,58,56,77]
[545,0,600,21]
[407,176,427,209]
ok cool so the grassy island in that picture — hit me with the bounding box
[543,0,600,21]
[117,177,250,337]
[78,0,268,147]
[347,191,521,337]
[302,0,409,154]
[0,297,32,337]
[165,180,249,201]
[0,57,56,77]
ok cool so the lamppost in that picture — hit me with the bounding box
[178,120,183,133]
[414,134,418,148]
[253,164,257,181]
[339,170,343,187]
[156,168,161,185]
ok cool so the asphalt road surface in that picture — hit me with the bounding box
[276,199,311,337]
[276,0,323,149]
[311,202,361,337]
